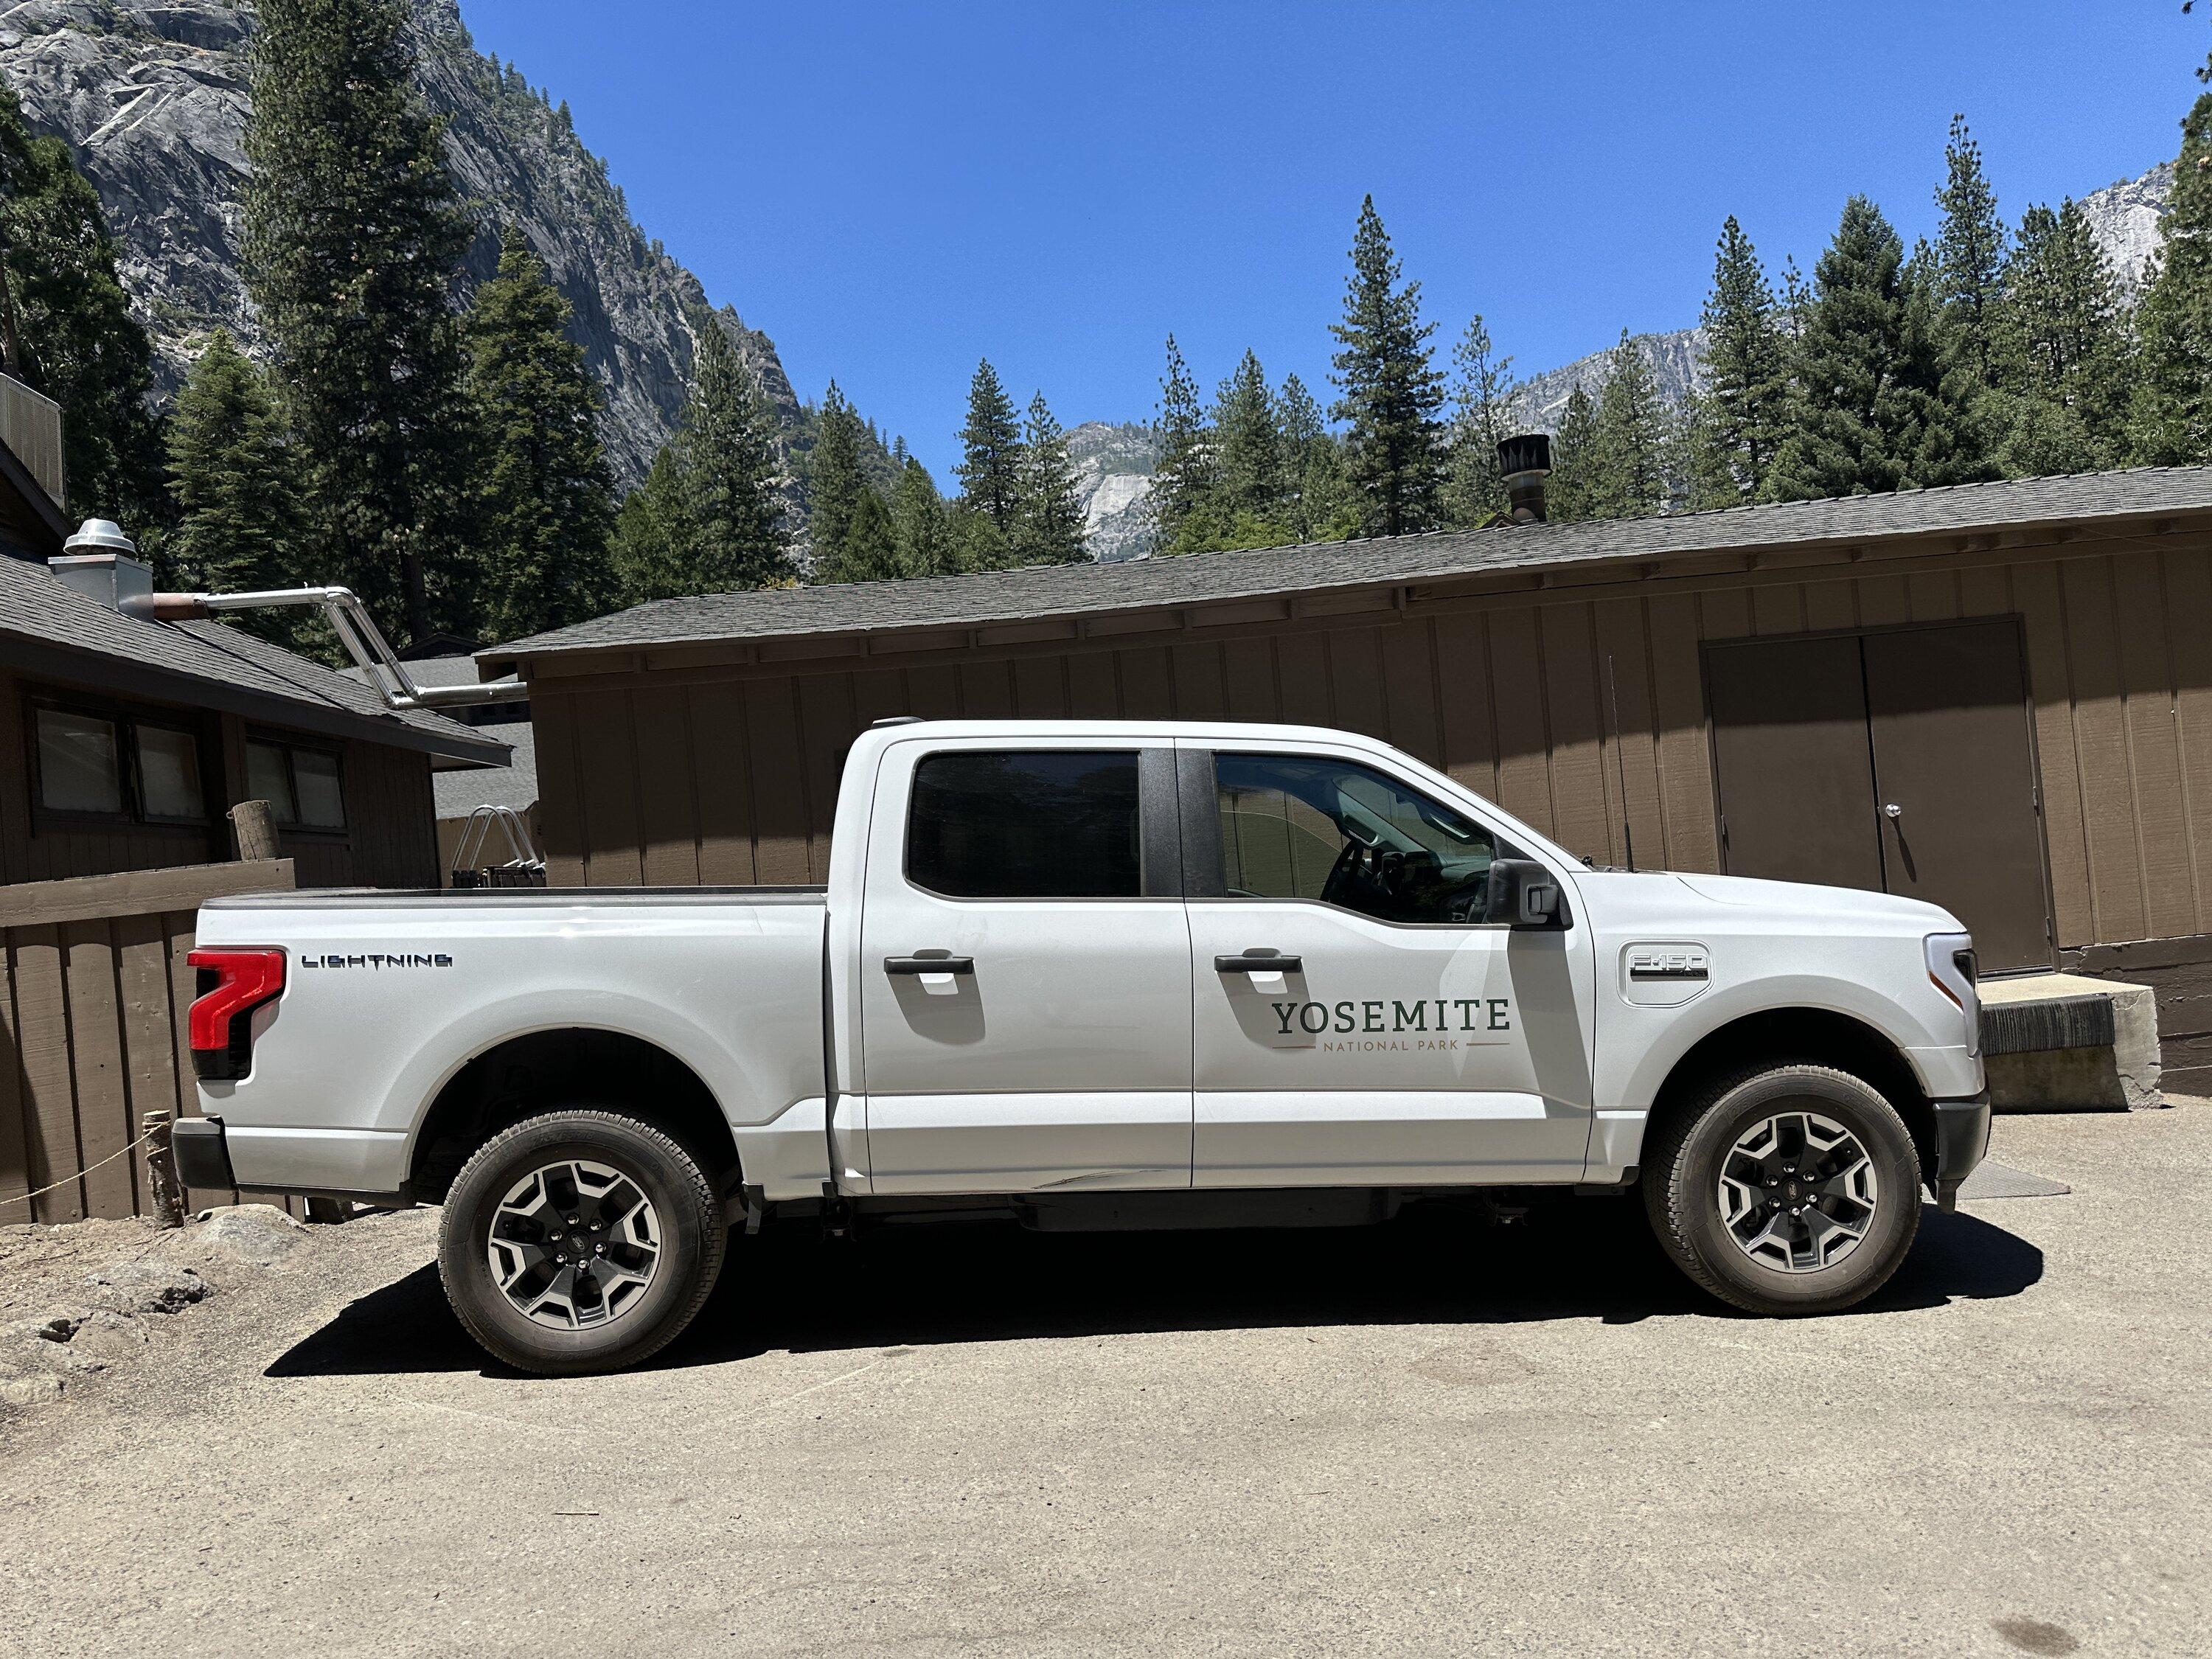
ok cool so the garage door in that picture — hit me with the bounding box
[1708,620,2052,972]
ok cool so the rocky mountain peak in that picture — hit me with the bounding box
[0,0,801,490]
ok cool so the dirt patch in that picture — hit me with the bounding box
[0,1205,316,1422]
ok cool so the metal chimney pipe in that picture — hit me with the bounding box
[116,584,527,711]
[1495,433,1552,524]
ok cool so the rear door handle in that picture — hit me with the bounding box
[884,955,974,975]
[1214,953,1303,974]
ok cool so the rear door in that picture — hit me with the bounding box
[1180,742,1595,1187]
[856,740,1194,1194]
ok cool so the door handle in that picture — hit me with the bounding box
[1214,952,1303,974]
[1884,803,1902,820]
[884,955,974,975]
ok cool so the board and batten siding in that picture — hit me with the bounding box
[529,534,2212,966]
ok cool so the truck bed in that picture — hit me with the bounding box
[192,886,832,1200]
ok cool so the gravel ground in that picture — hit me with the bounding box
[1,1103,2207,1657]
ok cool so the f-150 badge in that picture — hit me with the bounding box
[1628,947,1708,981]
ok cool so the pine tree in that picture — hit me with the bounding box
[165,331,302,633]
[1992,200,2132,474]
[463,224,616,641]
[1014,390,1087,563]
[1148,335,1213,554]
[806,380,867,567]
[609,444,689,602]
[1767,196,1982,501]
[243,0,475,647]
[955,358,1023,533]
[678,307,787,590]
[1441,315,1518,526]
[0,83,161,525]
[1933,114,2010,390]
[1586,330,1672,519]
[1275,372,1359,544]
[1211,349,1288,536]
[1685,217,1789,507]
[889,455,952,576]
[1545,386,1602,523]
[814,481,899,583]
[2132,60,2212,464]
[1329,196,1446,535]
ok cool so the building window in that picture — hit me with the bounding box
[136,726,208,821]
[246,738,347,830]
[35,708,125,814]
[32,703,208,824]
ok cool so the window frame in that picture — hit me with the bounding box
[243,731,350,836]
[1178,743,1548,930]
[898,744,1180,903]
[24,692,216,832]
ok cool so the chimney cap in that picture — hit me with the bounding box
[63,518,136,555]
[1495,433,1552,479]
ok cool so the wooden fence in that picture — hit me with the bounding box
[0,859,295,1223]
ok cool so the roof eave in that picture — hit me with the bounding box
[0,627,513,765]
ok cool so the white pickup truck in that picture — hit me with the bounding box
[175,718,1990,1374]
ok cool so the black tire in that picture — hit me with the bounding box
[1642,1063,1921,1315]
[437,1110,727,1374]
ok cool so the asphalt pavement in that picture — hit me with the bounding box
[1,1103,2206,1656]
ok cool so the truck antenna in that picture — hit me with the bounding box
[1604,652,1635,872]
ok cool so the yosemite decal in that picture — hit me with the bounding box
[1271,997,1512,1053]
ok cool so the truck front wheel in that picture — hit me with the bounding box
[437,1110,728,1374]
[1643,1064,1921,1315]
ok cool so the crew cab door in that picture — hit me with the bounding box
[856,739,1194,1194]
[1179,742,1593,1186]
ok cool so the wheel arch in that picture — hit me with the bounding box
[408,1026,742,1205]
[1644,1006,1937,1183]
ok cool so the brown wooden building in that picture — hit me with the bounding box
[486,466,2212,1090]
[1,551,510,888]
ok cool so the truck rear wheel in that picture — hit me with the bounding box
[1643,1064,1921,1315]
[437,1110,727,1374]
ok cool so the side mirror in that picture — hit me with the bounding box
[1486,858,1565,929]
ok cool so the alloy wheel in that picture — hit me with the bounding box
[485,1158,662,1329]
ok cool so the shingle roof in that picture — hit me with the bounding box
[341,653,526,695]
[432,720,536,817]
[0,556,509,765]
[488,465,2212,661]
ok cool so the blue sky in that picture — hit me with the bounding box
[462,1,2212,477]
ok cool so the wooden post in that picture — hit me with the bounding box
[229,799,279,861]
[143,1109,185,1228]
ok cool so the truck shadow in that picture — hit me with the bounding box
[266,1200,2044,1380]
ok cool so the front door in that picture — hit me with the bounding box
[1708,620,2052,971]
[1181,745,1595,1187]
[857,742,1194,1194]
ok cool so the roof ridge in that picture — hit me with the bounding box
[484,462,2212,660]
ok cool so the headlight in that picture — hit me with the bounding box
[1924,932,1980,1057]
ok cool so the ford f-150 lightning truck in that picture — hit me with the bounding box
[175,719,1991,1373]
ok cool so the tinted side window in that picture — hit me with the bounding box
[908,751,1141,899]
[1216,753,1503,924]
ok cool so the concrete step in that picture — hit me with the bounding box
[1978,972,2161,1111]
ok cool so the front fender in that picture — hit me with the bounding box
[1607,970,1952,1116]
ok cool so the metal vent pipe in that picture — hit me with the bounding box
[119,585,526,712]
[1495,432,1553,524]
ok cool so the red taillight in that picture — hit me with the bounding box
[187,948,285,1076]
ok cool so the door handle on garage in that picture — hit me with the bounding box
[1214,952,1302,974]
[884,955,974,975]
